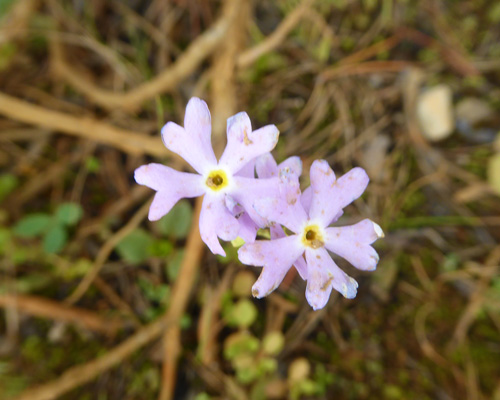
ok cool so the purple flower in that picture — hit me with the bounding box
[238,160,384,310]
[134,97,280,256]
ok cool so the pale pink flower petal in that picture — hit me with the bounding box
[270,224,308,280]
[325,219,383,271]
[300,186,312,213]
[238,235,303,298]
[199,194,240,256]
[235,154,302,231]
[302,185,343,223]
[232,176,280,227]
[219,112,279,174]
[253,197,305,234]
[309,160,369,227]
[279,156,302,177]
[134,164,204,220]
[293,255,308,280]
[236,159,256,178]
[161,98,216,174]
[252,170,307,232]
[255,153,278,178]
[184,98,217,163]
[304,249,334,311]
[305,248,358,310]
[256,153,302,179]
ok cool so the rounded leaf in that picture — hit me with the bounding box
[116,229,154,264]
[262,331,285,356]
[14,214,52,238]
[43,225,67,253]
[227,299,258,328]
[55,203,83,226]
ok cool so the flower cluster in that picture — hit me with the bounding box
[135,98,383,310]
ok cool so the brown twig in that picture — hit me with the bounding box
[50,5,236,111]
[336,34,402,67]
[0,293,124,336]
[0,92,167,157]
[158,197,205,400]
[11,315,169,400]
[197,267,235,365]
[320,60,416,81]
[210,0,249,143]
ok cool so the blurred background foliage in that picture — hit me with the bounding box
[1,0,500,399]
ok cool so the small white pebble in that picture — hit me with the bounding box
[416,85,454,141]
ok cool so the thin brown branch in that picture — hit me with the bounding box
[51,4,237,111]
[211,0,250,148]
[158,197,205,400]
[320,60,416,81]
[0,294,124,336]
[11,315,169,400]
[197,267,235,365]
[337,34,402,66]
[0,92,167,157]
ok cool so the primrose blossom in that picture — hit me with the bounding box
[238,160,384,310]
[134,97,384,310]
[134,97,280,256]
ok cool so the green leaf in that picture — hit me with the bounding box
[43,225,67,253]
[55,202,83,226]
[0,173,18,202]
[13,214,52,238]
[156,200,192,239]
[116,229,154,264]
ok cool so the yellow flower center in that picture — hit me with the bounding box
[301,224,324,249]
[206,170,228,191]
